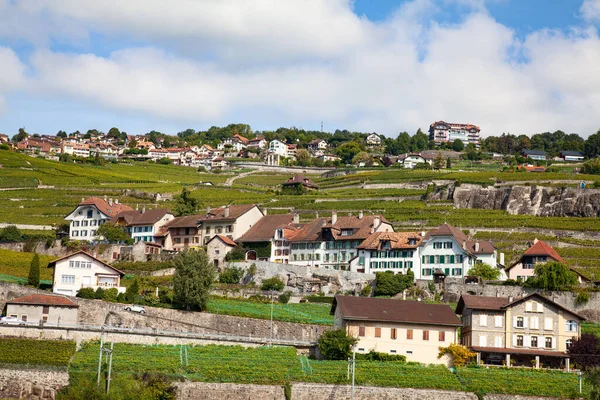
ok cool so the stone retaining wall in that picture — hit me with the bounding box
[176,382,284,400]
[0,367,69,400]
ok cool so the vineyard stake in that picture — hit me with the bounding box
[96,331,104,387]
[106,342,114,395]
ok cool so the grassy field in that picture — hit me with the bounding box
[67,342,588,397]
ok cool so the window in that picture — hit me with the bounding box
[479,335,487,347]
[358,326,365,337]
[516,335,524,347]
[82,220,88,227]
[530,317,539,329]
[545,337,553,348]
[391,328,397,340]
[21,315,27,322]
[517,317,524,328]
[566,320,578,332]
[566,339,572,350]
[544,318,553,330]
[175,238,181,244]
[422,330,429,341]
[73,221,80,227]
[494,316,502,328]
[407,329,413,340]
[87,210,93,218]
[449,255,455,264]
[72,230,79,237]
[375,327,381,338]
[531,336,538,348]
[61,275,75,284]
[42,306,49,314]
[494,336,503,347]
[42,316,48,323]
[479,314,487,327]
[439,331,445,342]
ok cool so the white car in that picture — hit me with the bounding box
[124,305,146,314]
[0,316,20,325]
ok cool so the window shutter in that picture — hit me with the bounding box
[513,316,518,328]
[537,303,544,313]
[524,336,530,347]
[479,335,486,347]
[512,334,517,347]
[545,318,553,330]
[525,302,532,312]
[480,314,487,327]
[523,317,528,329]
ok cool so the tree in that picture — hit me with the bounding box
[261,277,284,291]
[582,158,600,175]
[12,127,28,143]
[107,127,121,139]
[173,188,198,216]
[56,130,67,139]
[335,141,364,164]
[526,262,579,291]
[125,278,140,303]
[352,151,372,165]
[452,139,464,152]
[446,157,452,169]
[173,249,216,311]
[586,368,600,400]
[0,225,22,242]
[411,128,429,152]
[569,334,600,370]
[97,223,132,243]
[374,270,414,296]
[433,151,445,170]
[28,253,40,288]
[219,266,244,284]
[317,328,358,360]
[295,149,311,167]
[468,263,500,280]
[438,343,477,367]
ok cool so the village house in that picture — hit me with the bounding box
[332,295,461,365]
[308,139,328,153]
[281,175,318,193]
[237,213,297,261]
[457,293,584,370]
[560,151,584,162]
[164,205,263,252]
[350,231,423,274]
[247,136,267,149]
[206,235,238,270]
[4,294,78,325]
[0,133,9,143]
[523,149,547,161]
[65,197,133,241]
[429,121,481,146]
[364,133,382,147]
[124,208,174,244]
[400,153,428,169]
[288,212,393,270]
[49,251,126,296]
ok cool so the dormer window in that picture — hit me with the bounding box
[381,241,391,250]
[408,238,416,246]
[340,229,354,237]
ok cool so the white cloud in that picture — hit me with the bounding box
[0,46,26,114]
[581,0,600,22]
[2,0,600,136]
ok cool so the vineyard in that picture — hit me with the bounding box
[0,249,55,280]
[68,342,587,397]
[0,338,75,367]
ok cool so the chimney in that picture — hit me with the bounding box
[421,231,426,237]
[508,295,514,303]
[293,213,300,224]
[115,199,119,205]
[402,290,406,300]
[207,206,211,214]
[500,252,505,265]
[142,206,146,214]
[331,211,337,225]
[462,240,466,250]
[82,197,85,202]
[104,195,107,202]
[136,204,139,211]
[224,206,230,218]
[109,198,113,206]
[262,208,268,216]
[315,211,319,219]
[374,215,380,230]
[475,242,480,252]
[533,238,539,244]
[358,210,363,219]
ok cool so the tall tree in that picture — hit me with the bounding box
[452,139,464,152]
[173,188,198,216]
[56,130,67,139]
[28,253,40,288]
[526,262,578,291]
[295,149,311,166]
[433,151,445,170]
[569,334,600,370]
[12,127,28,143]
[107,127,121,139]
[317,328,358,360]
[335,141,364,164]
[173,250,216,311]
[411,128,429,152]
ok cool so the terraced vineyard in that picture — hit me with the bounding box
[0,249,55,280]
[0,338,76,367]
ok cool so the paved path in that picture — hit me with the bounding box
[223,170,257,187]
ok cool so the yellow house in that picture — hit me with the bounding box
[331,295,461,366]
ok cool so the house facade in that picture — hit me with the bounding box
[5,294,78,325]
[65,197,133,241]
[332,295,461,365]
[127,208,174,244]
[237,213,297,262]
[49,251,126,296]
[523,149,547,161]
[365,133,382,147]
[401,154,428,169]
[457,293,584,369]
[560,151,584,162]
[206,235,237,270]
[268,140,289,157]
[429,121,480,146]
[351,232,422,274]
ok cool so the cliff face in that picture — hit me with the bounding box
[430,183,600,217]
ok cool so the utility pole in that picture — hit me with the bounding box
[351,344,356,400]
[270,290,274,346]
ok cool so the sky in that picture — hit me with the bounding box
[0,0,599,138]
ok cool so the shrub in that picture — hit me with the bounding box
[77,287,96,299]
[0,225,22,242]
[356,350,406,362]
[261,277,284,291]
[225,246,248,261]
[318,328,358,360]
[94,287,105,299]
[304,295,334,304]
[374,270,414,296]
[102,288,119,302]
[279,291,292,304]
[438,343,477,367]
[219,266,244,284]
[360,284,372,297]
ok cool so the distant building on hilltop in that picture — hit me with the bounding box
[429,121,480,147]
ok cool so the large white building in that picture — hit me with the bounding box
[114,208,174,244]
[350,232,423,274]
[65,197,133,241]
[49,251,126,296]
[429,121,480,147]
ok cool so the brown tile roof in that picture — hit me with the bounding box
[207,235,237,247]
[47,250,125,276]
[425,223,468,242]
[79,197,133,217]
[332,295,461,326]
[113,210,142,225]
[238,214,295,243]
[289,215,391,242]
[166,205,259,228]
[165,215,201,229]
[523,240,565,263]
[130,208,173,226]
[470,346,568,357]
[357,231,423,250]
[7,294,78,308]
[464,240,495,255]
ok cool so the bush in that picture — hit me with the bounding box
[318,328,358,360]
[279,291,292,304]
[0,225,22,242]
[102,288,119,302]
[94,287,105,299]
[304,295,334,304]
[576,291,590,306]
[374,270,414,296]
[0,143,9,150]
[77,287,96,299]
[438,343,477,367]
[356,350,406,362]
[261,277,284,291]
[360,284,372,297]
[219,266,244,284]
[225,246,248,261]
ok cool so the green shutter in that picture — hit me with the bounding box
[440,255,445,264]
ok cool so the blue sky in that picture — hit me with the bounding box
[0,0,599,138]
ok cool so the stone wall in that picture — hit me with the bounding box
[443,278,600,322]
[0,367,69,400]
[177,382,284,400]
[291,383,478,400]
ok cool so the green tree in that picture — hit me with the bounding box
[125,279,140,303]
[374,270,414,296]
[56,130,67,139]
[411,128,429,152]
[433,151,445,170]
[0,225,22,242]
[295,149,311,167]
[335,141,364,164]
[219,266,244,284]
[582,158,600,175]
[261,277,285,291]
[12,127,28,143]
[97,223,132,243]
[446,157,452,169]
[173,250,216,311]
[28,253,40,288]
[352,151,372,165]
[452,139,464,152]
[318,328,358,360]
[107,127,121,139]
[468,263,500,280]
[526,262,578,291]
[587,367,600,400]
[173,188,198,216]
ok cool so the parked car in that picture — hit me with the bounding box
[0,316,20,325]
[124,305,146,314]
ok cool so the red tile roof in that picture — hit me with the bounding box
[332,295,461,327]
[129,208,173,226]
[281,175,318,188]
[238,214,296,243]
[7,294,78,308]
[357,231,423,250]
[523,240,565,263]
[289,215,390,243]
[208,235,237,247]
[79,197,133,217]
[166,205,258,228]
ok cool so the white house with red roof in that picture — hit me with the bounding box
[49,250,126,296]
[65,197,133,241]
[351,231,423,274]
[5,294,78,325]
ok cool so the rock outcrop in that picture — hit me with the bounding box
[429,183,600,217]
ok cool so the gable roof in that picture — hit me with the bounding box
[332,295,461,327]
[207,234,237,247]
[560,151,583,157]
[113,210,142,225]
[456,293,585,320]
[7,294,78,308]
[424,224,495,255]
[289,214,391,243]
[282,175,318,188]
[425,223,468,242]
[523,240,565,263]
[238,214,295,243]
[166,205,259,228]
[47,250,125,277]
[357,231,423,250]
[76,197,133,218]
[129,208,173,226]
[523,149,546,156]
